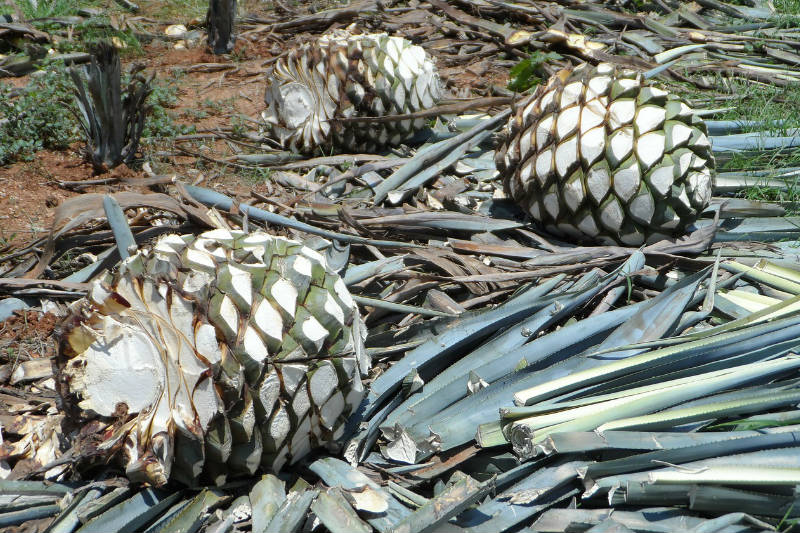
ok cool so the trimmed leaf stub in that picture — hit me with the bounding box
[60,229,368,487]
[262,29,442,153]
[496,62,714,246]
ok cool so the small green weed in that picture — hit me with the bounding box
[143,77,196,140]
[202,97,237,115]
[239,167,273,184]
[0,67,77,165]
[507,51,561,93]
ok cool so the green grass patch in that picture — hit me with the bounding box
[0,0,101,19]
[710,79,800,135]
[774,0,800,15]
[147,0,209,21]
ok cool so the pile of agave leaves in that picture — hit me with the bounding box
[7,1,800,532]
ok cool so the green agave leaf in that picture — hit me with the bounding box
[76,489,183,533]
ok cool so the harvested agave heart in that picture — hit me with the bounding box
[496,62,714,245]
[262,29,442,153]
[58,229,368,486]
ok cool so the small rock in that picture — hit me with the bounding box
[0,298,29,322]
[165,24,188,37]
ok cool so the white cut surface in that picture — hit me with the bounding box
[586,164,611,205]
[203,229,234,248]
[219,264,253,310]
[539,90,555,111]
[243,326,270,363]
[319,391,345,430]
[257,369,281,414]
[193,376,221,431]
[291,255,313,277]
[309,362,338,406]
[608,99,635,129]
[185,248,216,273]
[666,122,693,151]
[268,405,291,446]
[252,299,284,343]
[535,148,553,185]
[630,190,655,225]
[635,105,666,135]
[543,189,560,219]
[519,160,534,186]
[563,173,585,213]
[211,294,239,341]
[154,234,188,255]
[638,86,668,104]
[292,386,312,419]
[587,75,612,96]
[280,363,308,392]
[529,199,542,221]
[556,106,580,141]
[675,150,694,176]
[290,416,312,450]
[636,132,666,170]
[194,323,222,365]
[613,161,641,203]
[555,135,578,178]
[580,126,605,167]
[169,291,195,337]
[560,81,583,108]
[333,277,354,309]
[599,197,625,231]
[577,212,600,237]
[519,125,533,159]
[301,316,329,351]
[271,278,298,317]
[535,115,554,150]
[580,100,605,133]
[608,127,634,167]
[647,164,675,197]
[72,317,163,416]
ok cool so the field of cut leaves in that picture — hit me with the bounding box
[4,0,800,532]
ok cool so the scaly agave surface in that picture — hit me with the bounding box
[262,29,442,153]
[59,229,367,486]
[496,62,714,245]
